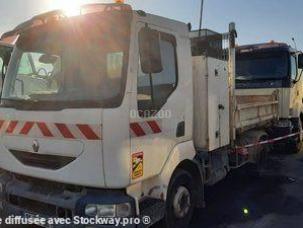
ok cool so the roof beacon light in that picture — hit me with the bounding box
[115,0,125,3]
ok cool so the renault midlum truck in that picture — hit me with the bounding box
[0,2,301,228]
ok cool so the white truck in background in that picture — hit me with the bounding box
[236,42,303,152]
[0,2,301,228]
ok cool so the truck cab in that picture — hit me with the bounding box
[0,3,195,227]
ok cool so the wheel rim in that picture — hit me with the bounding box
[173,186,191,218]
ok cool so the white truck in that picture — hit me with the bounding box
[236,42,303,152]
[0,3,301,228]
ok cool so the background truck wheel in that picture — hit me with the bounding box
[288,118,302,154]
[165,169,196,228]
[286,137,301,154]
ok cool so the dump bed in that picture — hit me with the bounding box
[235,89,279,132]
[192,55,279,151]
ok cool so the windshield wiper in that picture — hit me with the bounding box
[3,96,40,103]
[236,75,284,81]
[236,75,255,81]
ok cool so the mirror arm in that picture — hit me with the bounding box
[1,64,5,97]
[1,64,5,83]
[297,70,303,83]
[294,69,303,84]
[149,72,155,110]
[27,53,37,75]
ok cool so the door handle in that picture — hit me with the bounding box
[176,121,185,138]
[218,104,225,110]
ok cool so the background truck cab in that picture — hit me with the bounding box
[236,43,303,124]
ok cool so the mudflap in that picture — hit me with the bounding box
[138,198,165,228]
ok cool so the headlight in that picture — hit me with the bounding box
[85,205,98,217]
[85,203,131,217]
[98,205,116,217]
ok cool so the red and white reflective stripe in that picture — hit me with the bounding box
[0,120,102,140]
[130,120,162,137]
[236,132,300,150]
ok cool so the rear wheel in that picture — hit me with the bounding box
[288,118,302,154]
[165,169,196,228]
[248,133,270,177]
[286,136,301,153]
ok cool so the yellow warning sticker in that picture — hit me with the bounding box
[132,152,144,179]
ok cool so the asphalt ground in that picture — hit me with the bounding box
[189,151,303,228]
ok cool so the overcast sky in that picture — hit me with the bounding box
[0,0,302,48]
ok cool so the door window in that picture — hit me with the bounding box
[137,31,178,117]
[290,55,297,81]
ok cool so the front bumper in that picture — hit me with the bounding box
[0,172,136,227]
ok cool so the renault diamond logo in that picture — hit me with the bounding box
[32,140,40,153]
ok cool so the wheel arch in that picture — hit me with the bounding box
[141,141,198,201]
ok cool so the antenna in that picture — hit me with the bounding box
[292,37,298,50]
[198,0,205,37]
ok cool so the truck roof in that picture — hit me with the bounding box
[1,3,189,41]
[237,42,297,54]
[139,12,188,35]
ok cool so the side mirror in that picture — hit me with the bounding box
[139,27,163,74]
[298,53,303,69]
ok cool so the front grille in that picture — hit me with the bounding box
[8,194,73,218]
[10,150,76,170]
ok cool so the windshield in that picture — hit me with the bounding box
[2,11,132,109]
[236,51,289,81]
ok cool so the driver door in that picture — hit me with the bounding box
[129,22,187,182]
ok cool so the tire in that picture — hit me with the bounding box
[165,169,196,228]
[286,136,301,154]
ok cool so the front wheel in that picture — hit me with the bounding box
[165,169,196,228]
